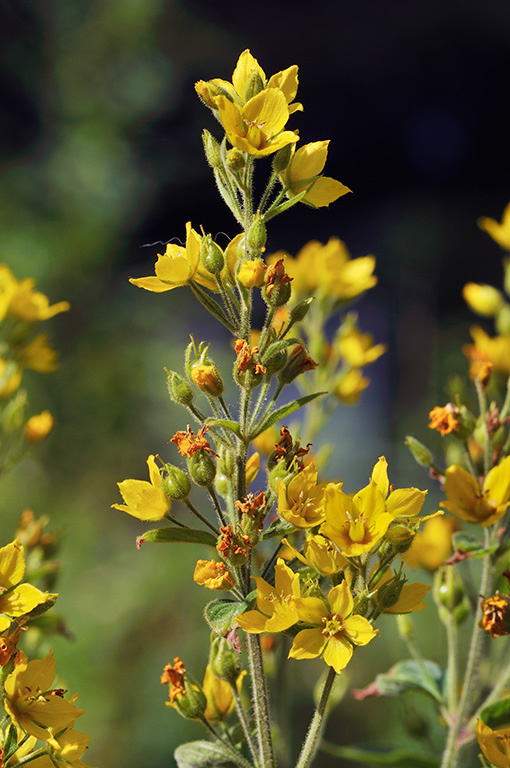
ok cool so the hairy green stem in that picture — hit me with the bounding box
[294,666,337,768]
[231,683,259,766]
[246,633,275,768]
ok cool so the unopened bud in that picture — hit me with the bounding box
[202,129,222,168]
[433,566,465,613]
[200,235,224,275]
[167,371,194,406]
[455,405,476,440]
[162,465,191,500]
[278,344,318,386]
[405,436,433,467]
[243,71,264,102]
[191,363,224,397]
[385,524,415,553]
[263,348,288,376]
[397,614,414,639]
[247,215,267,253]
[237,259,266,288]
[209,635,240,683]
[173,682,207,720]
[376,573,406,610]
[226,149,245,172]
[188,452,216,486]
[290,298,314,323]
[2,390,27,434]
[272,144,293,173]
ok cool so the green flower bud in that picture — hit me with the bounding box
[263,279,292,308]
[243,71,264,102]
[167,371,194,406]
[247,215,267,253]
[290,298,314,323]
[272,144,293,173]
[162,465,191,500]
[226,149,245,172]
[173,681,207,720]
[209,635,240,683]
[200,235,224,275]
[267,460,297,494]
[452,595,470,625]
[375,573,406,610]
[202,129,222,169]
[214,472,230,497]
[433,566,465,613]
[188,452,216,486]
[405,435,433,467]
[263,348,288,376]
[455,405,476,440]
[385,524,415,553]
[2,390,27,434]
[496,303,510,335]
[217,445,235,476]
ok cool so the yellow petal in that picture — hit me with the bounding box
[328,581,353,618]
[290,141,330,182]
[384,583,430,614]
[476,719,510,767]
[267,65,299,105]
[387,488,427,518]
[343,615,378,645]
[485,456,510,507]
[303,176,351,208]
[128,276,173,292]
[236,609,268,634]
[242,88,289,138]
[289,628,326,660]
[232,50,266,99]
[0,583,51,617]
[295,596,329,625]
[371,456,389,497]
[274,558,300,597]
[0,538,25,590]
[323,635,353,673]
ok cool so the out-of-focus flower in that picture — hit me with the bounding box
[289,581,377,674]
[404,516,458,571]
[18,333,59,372]
[0,539,56,632]
[0,357,22,399]
[0,265,70,322]
[237,559,300,633]
[337,324,386,367]
[463,282,505,316]
[476,719,510,767]
[441,456,510,526]
[463,326,510,378]
[478,201,510,251]
[112,455,170,521]
[334,368,369,404]
[24,411,54,443]
[282,141,350,208]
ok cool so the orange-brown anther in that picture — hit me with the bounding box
[265,258,292,298]
[273,425,311,470]
[171,425,218,457]
[161,657,186,701]
[234,339,266,375]
[481,593,510,637]
[236,492,266,531]
[428,404,459,436]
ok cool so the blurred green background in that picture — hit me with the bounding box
[1,1,510,765]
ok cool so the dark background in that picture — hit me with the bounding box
[1,1,509,765]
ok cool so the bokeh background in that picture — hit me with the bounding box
[1,1,510,765]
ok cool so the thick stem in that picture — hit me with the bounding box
[294,666,337,768]
[446,616,459,713]
[246,633,276,768]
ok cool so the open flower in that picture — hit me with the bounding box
[129,223,218,293]
[237,559,300,634]
[463,326,510,378]
[193,560,233,591]
[0,539,56,632]
[337,323,387,368]
[441,456,510,526]
[112,455,170,521]
[478,201,510,250]
[289,581,378,674]
[4,651,84,740]
[0,265,70,322]
[282,534,347,576]
[277,463,327,528]
[477,719,510,767]
[282,141,350,208]
[28,728,97,768]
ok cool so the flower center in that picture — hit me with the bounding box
[321,613,344,637]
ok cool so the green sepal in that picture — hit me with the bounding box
[3,723,18,760]
[480,696,510,729]
[354,660,445,703]
[262,518,295,541]
[321,742,440,768]
[251,391,326,439]
[204,418,242,438]
[261,337,302,359]
[136,526,217,548]
[204,597,251,636]
[174,740,245,768]
[452,531,499,559]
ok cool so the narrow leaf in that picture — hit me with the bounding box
[480,696,510,729]
[205,418,242,438]
[352,660,445,703]
[452,531,498,559]
[136,526,217,548]
[251,391,326,438]
[3,724,18,760]
[204,598,250,636]
[175,740,246,768]
[321,742,440,768]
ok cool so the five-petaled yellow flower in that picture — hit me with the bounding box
[129,223,218,293]
[0,264,70,323]
[337,322,387,368]
[277,463,328,528]
[282,141,350,208]
[441,456,510,526]
[112,455,170,521]
[237,558,300,634]
[463,326,510,378]
[0,538,56,632]
[289,581,378,674]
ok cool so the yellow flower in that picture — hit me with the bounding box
[24,411,54,443]
[282,534,347,576]
[19,333,59,372]
[193,560,233,591]
[27,729,97,768]
[337,323,387,367]
[3,651,84,741]
[202,665,246,722]
[404,516,457,571]
[334,367,369,405]
[476,719,510,768]
[129,223,218,293]
[0,357,22,399]
[215,89,299,157]
[112,455,170,521]
[463,325,510,378]
[463,282,505,316]
[237,558,300,634]
[441,456,510,526]
[237,259,266,288]
[0,265,70,322]
[0,539,56,632]
[370,456,428,519]
[282,141,350,208]
[478,201,510,250]
[289,581,377,674]
[277,463,327,528]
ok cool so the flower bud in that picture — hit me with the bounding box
[202,129,222,168]
[452,595,470,625]
[2,390,27,434]
[264,279,292,307]
[247,215,267,253]
[173,681,208,720]
[226,149,245,172]
[191,363,224,397]
[209,635,240,684]
[162,465,192,500]
[433,566,465,613]
[405,435,433,467]
[272,144,293,173]
[214,472,229,497]
[463,282,505,316]
[188,452,216,486]
[495,304,510,335]
[290,298,314,324]
[455,405,477,440]
[237,259,266,288]
[167,371,194,406]
[263,348,288,376]
[278,344,318,386]
[267,461,297,494]
[243,71,264,102]
[217,446,235,476]
[200,235,224,275]
[385,524,415,553]
[375,573,406,610]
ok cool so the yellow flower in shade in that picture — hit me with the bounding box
[373,569,430,614]
[112,455,170,521]
[202,665,246,722]
[337,324,387,367]
[334,367,369,405]
[0,268,70,322]
[3,651,84,741]
[463,326,510,378]
[237,559,300,634]
[24,411,54,443]
[289,581,378,674]
[478,201,510,250]
[476,719,510,768]
[404,516,458,571]
[441,456,510,526]
[0,264,17,322]
[282,141,351,208]
[193,560,233,591]
[19,333,59,372]
[277,463,327,528]
[370,456,428,520]
[463,282,505,316]
[129,223,218,294]
[27,729,97,768]
[196,49,302,114]
[0,539,56,632]
[215,89,299,157]
[0,357,22,399]
[282,534,347,576]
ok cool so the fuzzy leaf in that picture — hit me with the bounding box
[204,598,250,636]
[175,740,245,768]
[321,743,439,768]
[251,391,326,438]
[136,526,217,548]
[352,660,445,703]
[205,419,242,438]
[3,723,18,760]
[262,518,295,540]
[261,338,301,360]
[452,531,499,558]
[480,696,510,729]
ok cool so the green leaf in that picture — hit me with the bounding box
[175,740,248,768]
[452,532,499,559]
[353,660,445,703]
[262,518,295,541]
[321,742,440,768]
[205,418,242,438]
[261,338,301,359]
[480,696,510,729]
[136,526,217,548]
[204,598,250,636]
[251,391,326,438]
[3,723,18,760]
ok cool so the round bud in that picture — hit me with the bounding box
[433,566,465,612]
[290,298,314,323]
[202,129,222,168]
[263,348,288,376]
[200,235,224,275]
[264,279,292,308]
[191,363,224,397]
[162,465,192,500]
[226,149,245,172]
[188,452,216,486]
[272,144,293,173]
[247,215,267,252]
[174,683,207,720]
[405,435,433,467]
[167,372,194,406]
[209,635,240,684]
